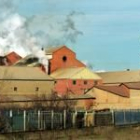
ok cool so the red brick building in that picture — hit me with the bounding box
[6,51,22,65]
[46,46,102,95]
[51,67,102,95]
[46,45,85,74]
[0,51,22,66]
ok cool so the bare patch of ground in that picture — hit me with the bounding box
[0,126,140,140]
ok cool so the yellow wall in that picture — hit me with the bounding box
[91,88,130,110]
[0,80,54,96]
[130,89,140,97]
[129,89,140,108]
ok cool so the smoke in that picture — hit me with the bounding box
[0,0,83,55]
[0,1,83,71]
[0,14,40,56]
[0,0,15,20]
[0,0,40,56]
[27,11,83,47]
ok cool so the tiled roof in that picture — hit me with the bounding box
[51,67,102,80]
[97,70,140,84]
[95,85,129,97]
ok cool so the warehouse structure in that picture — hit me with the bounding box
[1,46,140,110]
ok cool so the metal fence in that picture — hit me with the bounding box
[0,109,140,133]
[114,110,140,126]
[0,110,74,133]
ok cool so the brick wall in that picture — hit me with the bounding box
[48,47,85,73]
[54,79,102,95]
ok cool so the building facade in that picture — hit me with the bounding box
[45,46,86,74]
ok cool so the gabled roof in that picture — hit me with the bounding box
[97,70,140,84]
[45,45,74,55]
[95,85,129,97]
[6,51,22,65]
[121,82,140,90]
[14,54,39,66]
[51,67,102,80]
[0,66,53,80]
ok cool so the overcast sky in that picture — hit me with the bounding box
[4,0,140,71]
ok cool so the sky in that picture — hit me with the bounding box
[1,0,140,71]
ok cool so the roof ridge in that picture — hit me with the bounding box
[71,67,85,78]
[95,85,129,97]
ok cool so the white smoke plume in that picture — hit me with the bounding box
[0,0,39,57]
[27,11,83,47]
[0,0,83,72]
[0,14,39,56]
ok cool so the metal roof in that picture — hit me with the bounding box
[95,85,129,97]
[0,66,53,80]
[97,70,140,84]
[51,67,102,80]
[122,82,140,90]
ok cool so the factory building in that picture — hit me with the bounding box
[0,52,22,66]
[45,46,102,95]
[45,45,86,74]
[0,66,54,97]
[51,67,102,95]
[96,69,140,85]
[3,46,140,110]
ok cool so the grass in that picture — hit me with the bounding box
[0,126,140,140]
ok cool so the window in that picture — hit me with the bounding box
[62,56,67,62]
[84,81,87,85]
[73,80,76,85]
[54,81,57,84]
[94,80,98,85]
[14,87,17,91]
[36,87,39,91]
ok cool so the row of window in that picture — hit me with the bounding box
[14,87,39,92]
[72,80,98,85]
[54,80,98,85]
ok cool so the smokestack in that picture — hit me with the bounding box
[0,56,8,66]
[48,61,51,75]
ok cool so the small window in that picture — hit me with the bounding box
[14,87,17,91]
[73,80,76,85]
[54,81,57,84]
[62,56,67,62]
[36,87,39,91]
[84,81,87,85]
[94,81,98,85]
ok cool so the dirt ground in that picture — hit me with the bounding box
[0,126,140,140]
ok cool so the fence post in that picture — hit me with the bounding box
[38,110,41,130]
[23,110,26,131]
[51,110,54,129]
[63,110,66,129]
[124,110,126,125]
[84,111,87,127]
[9,110,13,132]
[111,109,114,125]
[93,111,95,126]
[72,111,77,128]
